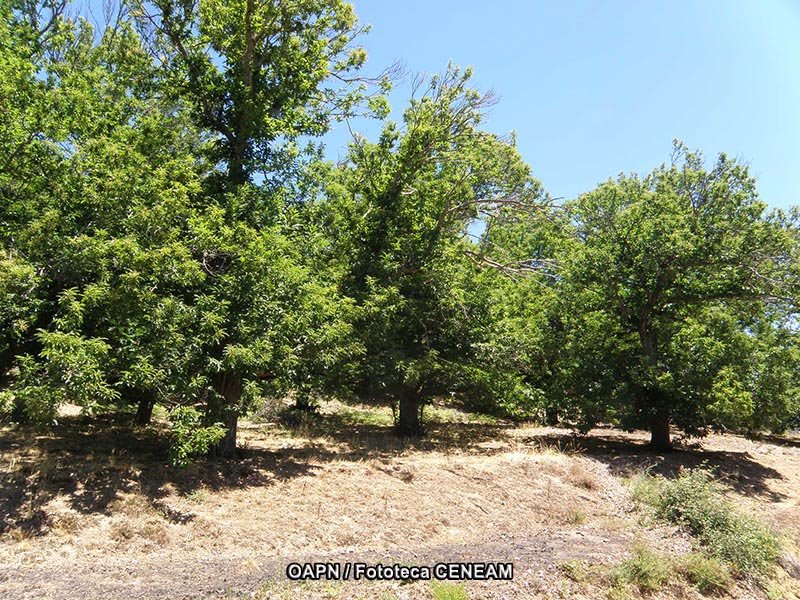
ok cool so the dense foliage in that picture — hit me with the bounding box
[551,147,800,448]
[2,0,798,461]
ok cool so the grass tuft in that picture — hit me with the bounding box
[559,559,589,582]
[679,552,731,595]
[564,508,587,525]
[613,543,672,593]
[430,581,470,600]
[568,462,598,490]
[185,488,209,503]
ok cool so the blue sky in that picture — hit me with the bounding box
[327,0,800,209]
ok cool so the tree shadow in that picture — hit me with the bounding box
[518,429,788,502]
[274,409,519,458]
[0,414,321,537]
[747,431,800,450]
[1,409,516,538]
[3,413,790,540]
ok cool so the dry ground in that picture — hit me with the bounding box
[1,401,799,599]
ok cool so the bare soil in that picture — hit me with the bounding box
[1,403,799,599]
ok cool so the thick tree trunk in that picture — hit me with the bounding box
[649,414,672,452]
[639,326,672,452]
[133,394,156,426]
[228,156,247,188]
[208,372,241,458]
[396,389,421,436]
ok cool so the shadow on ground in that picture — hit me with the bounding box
[0,413,324,537]
[0,409,519,538]
[275,409,518,458]
[518,429,788,502]
[1,410,790,540]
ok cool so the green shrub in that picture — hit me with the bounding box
[632,469,779,579]
[679,552,731,594]
[430,582,470,600]
[168,406,226,467]
[614,544,672,593]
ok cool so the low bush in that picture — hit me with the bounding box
[632,468,779,579]
[613,543,672,593]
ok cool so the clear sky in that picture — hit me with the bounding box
[327,0,800,209]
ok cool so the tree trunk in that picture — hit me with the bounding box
[545,406,559,426]
[133,394,156,426]
[0,345,12,386]
[639,326,672,452]
[10,397,29,424]
[208,372,241,458]
[396,389,421,436]
[650,414,672,452]
[293,389,316,412]
[228,154,247,188]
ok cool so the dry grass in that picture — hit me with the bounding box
[1,403,799,599]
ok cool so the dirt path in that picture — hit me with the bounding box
[0,528,633,599]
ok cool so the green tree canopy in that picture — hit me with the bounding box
[328,68,545,433]
[557,144,798,449]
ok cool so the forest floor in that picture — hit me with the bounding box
[1,400,800,599]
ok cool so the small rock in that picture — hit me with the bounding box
[779,552,800,578]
